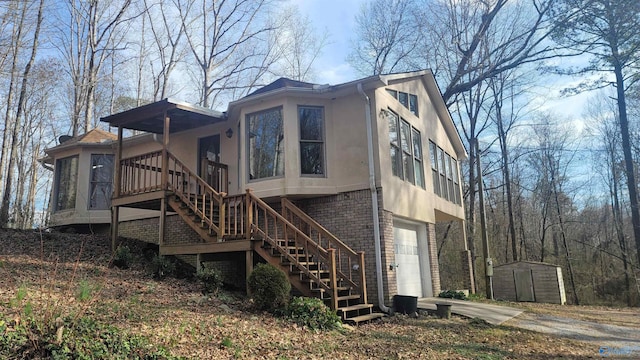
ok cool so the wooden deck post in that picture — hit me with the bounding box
[358,251,368,304]
[159,197,166,247]
[328,248,338,310]
[245,189,253,240]
[245,249,253,294]
[161,111,169,190]
[110,206,119,253]
[111,126,123,253]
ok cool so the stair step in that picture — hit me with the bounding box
[337,294,361,301]
[344,313,385,324]
[338,303,373,313]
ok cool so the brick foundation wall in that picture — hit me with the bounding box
[118,214,201,245]
[118,215,244,288]
[294,189,397,306]
[426,222,441,295]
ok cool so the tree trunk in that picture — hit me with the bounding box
[0,0,44,227]
[613,63,640,268]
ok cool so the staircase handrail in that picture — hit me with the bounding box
[166,152,226,237]
[247,191,333,294]
[281,198,367,302]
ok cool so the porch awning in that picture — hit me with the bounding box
[100,98,226,134]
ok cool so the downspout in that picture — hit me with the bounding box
[357,83,390,313]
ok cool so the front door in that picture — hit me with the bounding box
[198,135,221,190]
[394,223,423,297]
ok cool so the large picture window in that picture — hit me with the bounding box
[89,154,114,210]
[247,107,284,180]
[55,156,78,211]
[299,106,324,175]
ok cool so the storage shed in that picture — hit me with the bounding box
[493,261,566,305]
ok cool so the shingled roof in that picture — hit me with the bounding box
[246,78,316,97]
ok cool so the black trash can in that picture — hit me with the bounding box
[393,295,418,314]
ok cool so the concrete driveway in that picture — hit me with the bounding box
[418,297,523,325]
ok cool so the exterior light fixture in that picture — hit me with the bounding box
[225,128,233,138]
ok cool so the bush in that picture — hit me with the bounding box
[196,267,224,295]
[112,245,133,269]
[438,290,468,300]
[151,255,175,279]
[247,263,291,312]
[284,297,341,331]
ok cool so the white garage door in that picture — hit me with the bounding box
[394,223,423,297]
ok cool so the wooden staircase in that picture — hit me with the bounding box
[118,150,384,324]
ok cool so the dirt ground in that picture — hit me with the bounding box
[0,229,629,359]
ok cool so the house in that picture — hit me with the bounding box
[43,70,472,322]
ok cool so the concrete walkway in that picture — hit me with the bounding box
[417,298,523,325]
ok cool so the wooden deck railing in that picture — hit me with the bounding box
[246,190,339,309]
[281,198,367,303]
[118,150,227,237]
[118,150,164,196]
[201,158,228,195]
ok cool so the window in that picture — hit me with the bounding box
[299,106,324,175]
[430,141,439,196]
[54,156,78,211]
[388,111,402,177]
[400,120,414,184]
[388,109,424,187]
[428,142,460,204]
[398,92,409,108]
[446,154,455,201]
[453,158,461,205]
[412,128,424,188]
[438,147,447,197]
[89,154,114,210]
[409,94,418,116]
[385,89,419,117]
[247,107,284,180]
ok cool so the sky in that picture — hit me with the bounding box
[291,0,592,123]
[289,0,364,84]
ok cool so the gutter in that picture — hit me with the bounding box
[357,83,390,313]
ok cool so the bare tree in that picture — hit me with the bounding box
[52,0,133,135]
[348,0,419,75]
[273,5,329,82]
[526,114,580,304]
[0,0,45,227]
[143,0,188,100]
[178,0,281,108]
[552,0,640,268]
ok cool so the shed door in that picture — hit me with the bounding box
[394,223,423,297]
[514,269,535,302]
